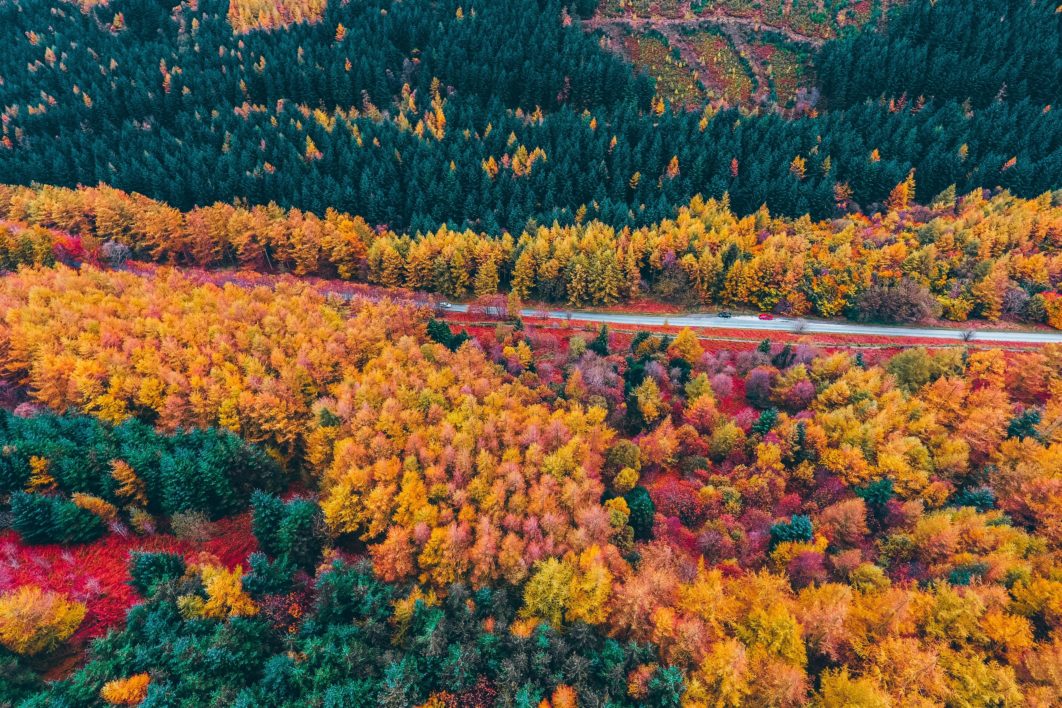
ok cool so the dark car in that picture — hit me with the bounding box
[718,311,733,318]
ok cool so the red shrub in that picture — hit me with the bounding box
[0,515,257,647]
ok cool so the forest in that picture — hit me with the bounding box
[0,264,1060,705]
[0,0,1059,231]
[1,0,1061,705]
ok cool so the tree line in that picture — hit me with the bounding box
[4,182,1060,326]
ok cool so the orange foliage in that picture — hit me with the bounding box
[227,0,327,33]
[99,673,150,705]
[1,183,1059,322]
[0,265,424,460]
[320,337,617,589]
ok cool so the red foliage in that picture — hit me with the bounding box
[0,515,257,646]
[787,551,828,589]
[650,478,709,527]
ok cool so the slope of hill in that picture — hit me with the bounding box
[1,2,1061,705]
[0,0,1058,231]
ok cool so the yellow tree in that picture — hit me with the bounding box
[886,170,916,212]
[0,586,85,656]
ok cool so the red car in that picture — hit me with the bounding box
[758,313,775,321]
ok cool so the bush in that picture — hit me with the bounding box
[169,512,216,542]
[745,367,777,408]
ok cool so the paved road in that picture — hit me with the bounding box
[445,305,1062,344]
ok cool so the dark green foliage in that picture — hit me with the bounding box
[0,411,281,522]
[951,487,997,513]
[34,560,674,706]
[317,408,342,428]
[769,514,814,547]
[10,492,105,545]
[817,0,1061,110]
[129,552,187,597]
[589,325,611,356]
[250,491,287,558]
[948,562,990,586]
[427,319,470,351]
[1,1,1058,234]
[855,478,895,518]
[647,665,686,707]
[277,499,327,571]
[251,493,326,571]
[751,408,779,436]
[242,552,295,598]
[0,654,42,705]
[1007,408,1042,441]
[757,339,772,354]
[771,344,794,369]
[624,486,656,541]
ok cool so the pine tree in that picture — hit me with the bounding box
[251,491,286,558]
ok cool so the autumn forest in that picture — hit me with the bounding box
[0,0,1060,706]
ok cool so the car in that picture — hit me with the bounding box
[438,301,451,310]
[758,313,775,320]
[717,311,733,318]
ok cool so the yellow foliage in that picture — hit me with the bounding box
[566,546,613,625]
[668,328,703,362]
[26,455,55,492]
[392,587,439,640]
[816,668,889,708]
[111,459,147,507]
[612,467,639,494]
[183,564,258,620]
[3,183,1061,327]
[0,586,85,656]
[635,377,664,424]
[228,0,327,33]
[522,558,574,627]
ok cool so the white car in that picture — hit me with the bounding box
[438,301,451,309]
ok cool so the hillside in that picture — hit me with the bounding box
[0,0,1058,230]
[1,1,1061,706]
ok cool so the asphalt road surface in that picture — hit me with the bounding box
[445,305,1062,344]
